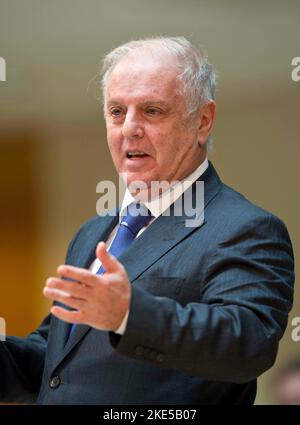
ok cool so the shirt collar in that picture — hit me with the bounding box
[119,158,208,220]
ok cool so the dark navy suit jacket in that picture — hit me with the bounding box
[0,162,294,404]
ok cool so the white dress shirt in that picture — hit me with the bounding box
[89,158,209,334]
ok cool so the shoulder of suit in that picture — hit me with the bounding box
[216,183,288,232]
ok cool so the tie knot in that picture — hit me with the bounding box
[121,203,152,236]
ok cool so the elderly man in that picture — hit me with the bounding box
[0,37,294,405]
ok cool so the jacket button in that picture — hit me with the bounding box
[135,346,144,356]
[49,376,61,389]
[156,353,165,363]
[149,350,158,361]
[143,347,151,357]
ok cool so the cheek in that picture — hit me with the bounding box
[150,126,175,151]
[107,127,122,151]
[107,124,118,140]
[106,136,124,171]
[153,129,183,163]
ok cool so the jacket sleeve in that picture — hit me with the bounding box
[0,315,49,403]
[109,214,295,383]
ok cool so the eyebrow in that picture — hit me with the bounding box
[106,99,171,108]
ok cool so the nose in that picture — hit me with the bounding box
[122,110,144,140]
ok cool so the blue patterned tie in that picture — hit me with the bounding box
[67,202,152,338]
[96,202,153,275]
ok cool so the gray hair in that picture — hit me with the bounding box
[100,36,217,149]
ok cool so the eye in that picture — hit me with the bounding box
[146,107,162,116]
[110,107,124,117]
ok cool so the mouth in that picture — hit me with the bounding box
[126,150,150,159]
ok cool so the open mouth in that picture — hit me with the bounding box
[126,151,149,159]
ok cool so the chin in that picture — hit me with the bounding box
[121,171,152,186]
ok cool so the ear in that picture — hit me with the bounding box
[197,101,216,146]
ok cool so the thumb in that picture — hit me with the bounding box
[96,242,120,274]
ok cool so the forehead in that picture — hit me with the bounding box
[105,53,181,103]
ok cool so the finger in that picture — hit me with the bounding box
[43,287,85,310]
[96,242,124,274]
[57,264,97,286]
[50,305,85,324]
[46,277,88,300]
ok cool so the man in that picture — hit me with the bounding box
[0,37,294,405]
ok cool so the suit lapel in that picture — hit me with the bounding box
[119,209,201,284]
[117,161,222,283]
[50,161,222,369]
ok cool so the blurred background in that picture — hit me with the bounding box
[0,0,299,404]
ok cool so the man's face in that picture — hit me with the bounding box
[104,54,207,190]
